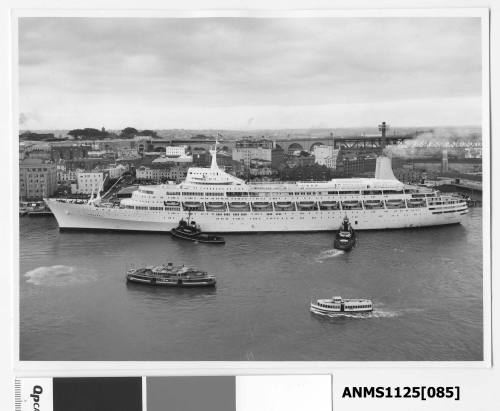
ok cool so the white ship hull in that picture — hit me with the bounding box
[45,199,467,232]
[45,155,469,232]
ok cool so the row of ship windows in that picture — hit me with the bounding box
[317,303,371,309]
[153,190,421,197]
[125,200,430,209]
[432,208,468,214]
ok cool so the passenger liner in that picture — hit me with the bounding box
[45,148,468,232]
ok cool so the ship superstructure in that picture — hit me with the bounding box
[45,147,468,232]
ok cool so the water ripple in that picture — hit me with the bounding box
[24,265,98,287]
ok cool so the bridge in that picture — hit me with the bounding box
[149,134,415,154]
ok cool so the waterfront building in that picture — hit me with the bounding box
[106,164,128,179]
[249,159,273,176]
[57,169,77,183]
[165,165,189,181]
[87,150,107,158]
[286,152,315,168]
[165,145,188,156]
[51,144,90,161]
[232,139,272,167]
[271,146,285,170]
[133,136,153,154]
[312,145,340,169]
[118,148,141,159]
[152,154,193,164]
[64,158,114,171]
[24,144,52,161]
[19,158,57,200]
[342,156,377,177]
[136,166,170,181]
[75,170,109,194]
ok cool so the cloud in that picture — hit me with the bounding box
[18,17,482,129]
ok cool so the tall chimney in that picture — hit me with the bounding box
[378,121,389,149]
[442,147,449,173]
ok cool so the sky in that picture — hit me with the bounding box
[18,17,483,130]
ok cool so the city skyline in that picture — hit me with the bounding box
[19,17,482,130]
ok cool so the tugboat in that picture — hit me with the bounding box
[333,216,356,251]
[126,262,216,287]
[170,214,225,244]
[310,296,373,314]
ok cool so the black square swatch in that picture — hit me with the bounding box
[53,377,142,411]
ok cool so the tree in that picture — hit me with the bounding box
[137,129,158,137]
[120,127,138,138]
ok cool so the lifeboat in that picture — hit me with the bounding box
[341,201,362,209]
[363,200,383,208]
[297,201,317,209]
[229,201,250,209]
[320,201,337,207]
[164,201,180,207]
[275,201,294,209]
[206,202,226,210]
[252,202,271,208]
[408,198,425,205]
[385,199,405,208]
[183,202,203,208]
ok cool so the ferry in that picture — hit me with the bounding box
[45,145,468,232]
[310,296,373,314]
[126,262,216,287]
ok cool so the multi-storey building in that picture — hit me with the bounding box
[19,159,58,200]
[232,139,272,167]
[51,145,90,161]
[152,154,193,165]
[165,145,187,156]
[165,165,189,181]
[271,146,285,170]
[57,169,77,183]
[136,166,170,181]
[136,165,189,182]
[75,170,109,194]
[312,145,340,169]
[106,164,128,179]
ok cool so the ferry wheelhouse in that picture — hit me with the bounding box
[45,148,469,232]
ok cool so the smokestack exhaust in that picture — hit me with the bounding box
[378,121,390,149]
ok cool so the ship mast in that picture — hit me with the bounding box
[210,132,220,170]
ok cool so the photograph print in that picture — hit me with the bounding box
[17,12,488,361]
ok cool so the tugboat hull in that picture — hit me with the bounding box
[333,233,356,251]
[170,228,225,244]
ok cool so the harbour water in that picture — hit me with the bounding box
[20,209,483,361]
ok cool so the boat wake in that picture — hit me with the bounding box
[316,249,345,261]
[24,265,98,287]
[310,307,399,319]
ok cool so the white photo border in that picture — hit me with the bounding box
[10,7,491,375]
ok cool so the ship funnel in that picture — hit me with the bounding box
[210,133,220,170]
[375,156,397,180]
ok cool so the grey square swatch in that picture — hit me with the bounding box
[147,376,235,411]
